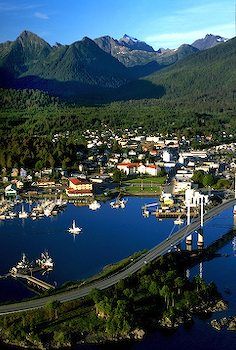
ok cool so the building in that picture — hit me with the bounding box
[66,178,93,197]
[5,184,17,198]
[117,162,139,176]
[173,180,192,194]
[160,192,174,207]
[118,162,160,176]
[162,150,172,163]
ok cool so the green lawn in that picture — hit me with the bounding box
[124,176,166,185]
[125,185,161,195]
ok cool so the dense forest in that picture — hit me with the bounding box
[0,87,235,170]
[0,253,222,349]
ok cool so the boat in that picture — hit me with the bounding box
[44,202,56,217]
[9,211,17,218]
[18,204,28,219]
[89,200,101,211]
[0,214,6,220]
[36,251,54,270]
[110,198,127,209]
[68,220,82,235]
[15,253,30,271]
[233,204,236,215]
[174,218,184,225]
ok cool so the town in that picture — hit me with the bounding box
[0,126,235,219]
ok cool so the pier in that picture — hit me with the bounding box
[12,273,55,291]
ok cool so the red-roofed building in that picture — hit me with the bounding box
[117,162,140,175]
[117,162,160,176]
[66,178,93,197]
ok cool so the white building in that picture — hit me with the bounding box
[5,184,17,198]
[162,150,172,163]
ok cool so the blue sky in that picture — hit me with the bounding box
[0,0,235,48]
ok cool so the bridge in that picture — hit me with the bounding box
[0,198,235,315]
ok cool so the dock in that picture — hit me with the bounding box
[155,211,197,218]
[13,273,55,291]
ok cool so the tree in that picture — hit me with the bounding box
[202,174,215,187]
[174,277,185,295]
[160,285,171,308]
[192,170,205,186]
[45,300,61,320]
[112,169,126,183]
[35,160,44,171]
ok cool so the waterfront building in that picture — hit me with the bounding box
[66,178,93,197]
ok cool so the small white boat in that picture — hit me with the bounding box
[174,218,184,225]
[0,214,6,220]
[19,204,28,219]
[68,220,82,235]
[89,200,101,211]
[233,204,236,215]
[110,198,127,209]
[9,211,17,218]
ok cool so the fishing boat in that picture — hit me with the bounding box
[18,204,28,219]
[89,200,101,211]
[68,220,82,235]
[36,251,54,270]
[110,193,127,209]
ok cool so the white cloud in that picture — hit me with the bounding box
[34,11,49,20]
[146,24,235,50]
[143,1,235,49]
[0,2,41,12]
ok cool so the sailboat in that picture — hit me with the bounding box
[68,220,82,235]
[18,204,28,219]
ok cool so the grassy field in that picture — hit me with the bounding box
[124,185,161,196]
[124,176,166,185]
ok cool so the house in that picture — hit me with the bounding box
[66,178,93,197]
[173,180,192,194]
[11,168,19,177]
[16,180,24,189]
[20,168,27,178]
[5,184,17,198]
[162,150,172,163]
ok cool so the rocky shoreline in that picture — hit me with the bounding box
[211,316,236,331]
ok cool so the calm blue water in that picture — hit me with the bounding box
[0,197,235,350]
[0,197,176,301]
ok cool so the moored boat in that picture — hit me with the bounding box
[68,220,82,235]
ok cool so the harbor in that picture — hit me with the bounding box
[0,196,235,303]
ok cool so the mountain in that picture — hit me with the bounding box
[0,31,136,96]
[0,30,51,76]
[141,36,236,104]
[94,35,199,67]
[118,34,155,52]
[192,34,228,50]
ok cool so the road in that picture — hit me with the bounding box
[0,198,235,315]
